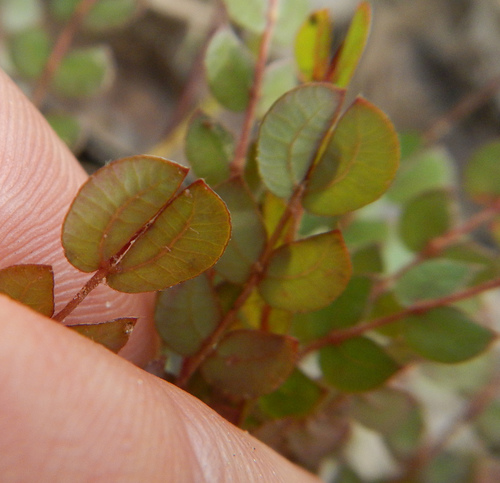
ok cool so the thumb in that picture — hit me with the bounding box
[0,69,157,366]
[0,295,321,482]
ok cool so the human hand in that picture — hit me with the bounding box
[0,70,320,481]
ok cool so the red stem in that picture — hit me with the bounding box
[300,276,500,357]
[52,267,108,322]
[32,0,99,108]
[229,0,280,176]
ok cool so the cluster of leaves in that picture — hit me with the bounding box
[0,0,141,150]
[2,1,500,481]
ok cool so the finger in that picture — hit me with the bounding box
[0,69,157,366]
[0,295,320,482]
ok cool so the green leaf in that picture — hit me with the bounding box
[257,83,346,199]
[8,26,51,78]
[215,178,266,284]
[200,329,298,399]
[50,0,139,31]
[395,259,477,306]
[328,1,371,87]
[205,28,255,112]
[62,156,231,292]
[294,9,332,82]
[185,111,233,185]
[343,218,389,250]
[351,244,384,275]
[52,46,113,98]
[69,317,136,353]
[107,180,231,293]
[63,156,188,273]
[476,400,500,450]
[464,140,500,204]
[387,146,456,204]
[303,96,400,216]
[259,230,352,312]
[351,388,423,458]
[403,306,494,363]
[292,276,372,343]
[46,112,84,152]
[0,264,54,317]
[319,337,399,392]
[239,289,293,335]
[258,369,324,418]
[273,0,310,46]
[155,275,221,356]
[222,0,266,34]
[0,0,43,34]
[257,60,297,117]
[399,189,455,252]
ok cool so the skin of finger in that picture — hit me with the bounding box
[0,69,157,366]
[0,295,321,482]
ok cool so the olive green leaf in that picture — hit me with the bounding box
[0,264,54,317]
[200,329,298,399]
[205,28,255,112]
[464,140,500,204]
[185,111,234,185]
[257,83,346,199]
[399,189,455,252]
[258,368,325,418]
[319,337,399,392]
[303,96,400,216]
[52,46,114,98]
[215,177,266,284]
[63,156,231,293]
[155,275,221,356]
[295,9,332,82]
[328,1,371,87]
[403,306,494,363]
[259,230,352,312]
[69,317,136,353]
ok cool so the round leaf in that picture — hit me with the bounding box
[257,83,346,199]
[50,0,139,32]
[52,46,114,98]
[155,275,221,356]
[257,60,297,117]
[69,317,136,353]
[8,26,51,78]
[222,0,266,34]
[215,178,266,284]
[319,337,399,392]
[258,369,324,419]
[107,180,231,292]
[200,329,298,399]
[205,28,255,112]
[185,111,233,185]
[62,156,189,273]
[0,264,54,317]
[403,306,494,363]
[399,189,455,252]
[259,230,352,312]
[395,259,477,306]
[303,96,400,216]
[464,140,500,204]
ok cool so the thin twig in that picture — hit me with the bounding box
[406,367,500,478]
[229,0,280,176]
[32,0,99,108]
[374,199,500,297]
[52,267,108,322]
[422,73,500,146]
[300,276,500,357]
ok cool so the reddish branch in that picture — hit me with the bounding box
[52,267,107,322]
[229,0,280,176]
[32,0,99,108]
[300,276,500,357]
